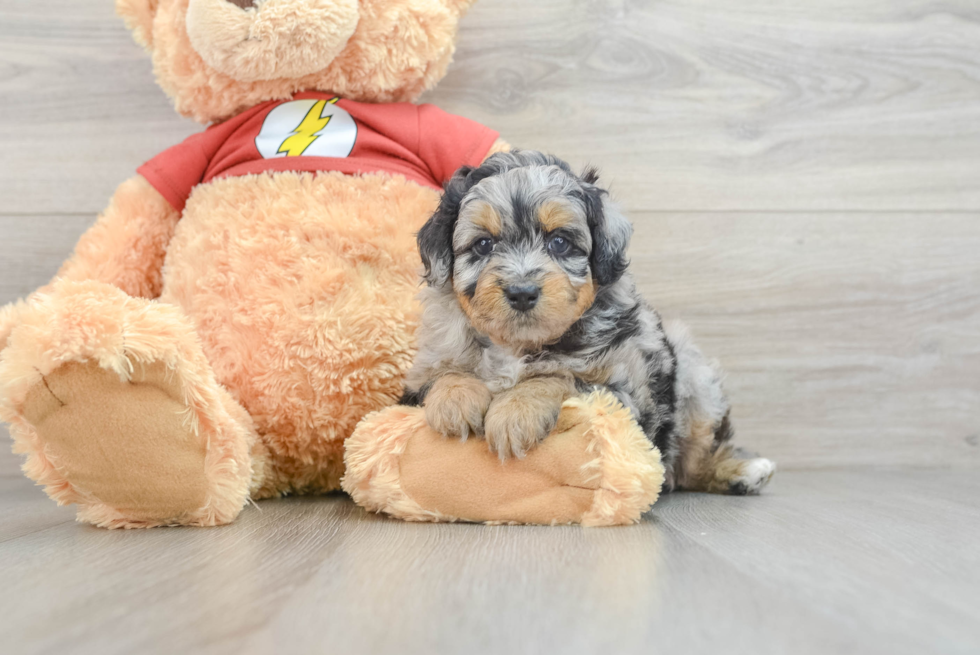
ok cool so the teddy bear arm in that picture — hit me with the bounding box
[55,175,180,299]
[343,392,665,526]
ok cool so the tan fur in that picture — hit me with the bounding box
[675,419,754,493]
[537,200,577,233]
[575,276,597,315]
[185,0,360,83]
[161,172,439,491]
[679,446,750,494]
[675,419,720,491]
[57,176,181,299]
[577,392,666,526]
[470,202,503,237]
[456,269,512,344]
[483,375,576,458]
[576,365,612,387]
[536,271,596,344]
[423,373,492,439]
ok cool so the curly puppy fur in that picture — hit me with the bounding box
[401,151,775,494]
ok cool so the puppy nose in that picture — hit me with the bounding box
[505,284,540,312]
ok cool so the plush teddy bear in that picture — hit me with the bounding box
[0,0,665,529]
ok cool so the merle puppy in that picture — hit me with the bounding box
[400,150,775,494]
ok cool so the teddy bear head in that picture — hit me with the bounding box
[117,0,477,123]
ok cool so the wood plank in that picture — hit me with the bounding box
[0,1,199,216]
[650,470,980,652]
[0,475,75,544]
[0,215,93,303]
[629,212,980,469]
[0,431,22,479]
[437,0,980,211]
[0,470,977,655]
[0,1,979,213]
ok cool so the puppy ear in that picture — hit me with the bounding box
[418,165,476,287]
[579,174,632,286]
[581,165,601,186]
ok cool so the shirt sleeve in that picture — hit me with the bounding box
[136,130,215,212]
[417,104,500,186]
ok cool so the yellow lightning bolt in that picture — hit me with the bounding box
[278,97,339,157]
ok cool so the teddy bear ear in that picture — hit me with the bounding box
[116,0,159,51]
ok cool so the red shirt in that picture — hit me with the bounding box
[138,91,500,211]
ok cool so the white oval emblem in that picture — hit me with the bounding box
[254,98,358,159]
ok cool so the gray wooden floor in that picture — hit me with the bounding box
[3,449,979,655]
[1,0,979,653]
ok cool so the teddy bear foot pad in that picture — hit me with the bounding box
[0,280,254,528]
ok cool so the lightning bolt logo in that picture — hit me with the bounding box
[277,97,339,157]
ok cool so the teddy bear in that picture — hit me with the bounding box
[0,0,665,529]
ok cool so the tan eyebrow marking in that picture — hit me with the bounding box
[470,203,502,236]
[538,201,577,233]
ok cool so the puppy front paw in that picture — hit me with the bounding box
[424,374,492,440]
[483,390,564,460]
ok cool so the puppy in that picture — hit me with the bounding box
[401,151,775,495]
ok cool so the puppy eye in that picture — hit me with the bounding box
[472,237,495,257]
[548,235,570,255]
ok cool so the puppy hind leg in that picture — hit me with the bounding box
[675,414,776,495]
[664,321,775,495]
